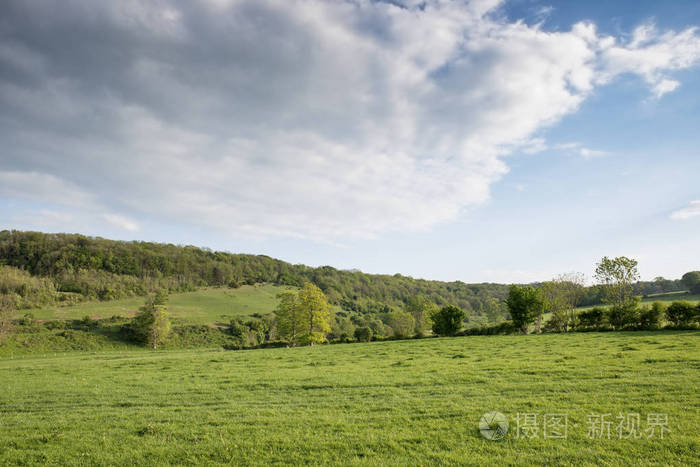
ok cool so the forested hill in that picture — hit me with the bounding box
[0,231,685,320]
[0,230,512,320]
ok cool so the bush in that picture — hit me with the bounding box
[607,301,639,330]
[577,307,606,330]
[638,302,664,330]
[666,301,697,327]
[386,310,415,338]
[354,326,372,342]
[430,305,466,336]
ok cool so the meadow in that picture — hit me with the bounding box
[1,331,698,465]
[20,284,290,325]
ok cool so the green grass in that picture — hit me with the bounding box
[20,284,292,325]
[1,331,698,465]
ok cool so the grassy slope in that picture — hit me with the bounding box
[20,284,292,324]
[1,331,698,465]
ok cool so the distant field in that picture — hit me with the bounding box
[20,285,292,325]
[0,331,698,465]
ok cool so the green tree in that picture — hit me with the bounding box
[298,282,332,345]
[680,271,700,294]
[541,273,586,332]
[506,285,544,333]
[594,256,640,309]
[132,296,171,350]
[406,295,437,337]
[274,290,305,346]
[665,301,697,326]
[430,305,466,336]
[354,326,372,342]
[387,309,415,338]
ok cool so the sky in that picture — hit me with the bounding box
[1,0,699,284]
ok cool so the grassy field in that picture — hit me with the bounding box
[20,284,292,325]
[1,331,698,465]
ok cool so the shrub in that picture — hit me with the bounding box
[607,302,639,330]
[666,301,697,326]
[354,326,372,342]
[430,305,466,336]
[577,307,606,329]
[386,310,415,338]
[638,302,664,330]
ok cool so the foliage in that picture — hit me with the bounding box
[665,301,698,327]
[274,283,332,346]
[577,307,606,330]
[0,294,15,338]
[506,285,544,333]
[430,305,466,336]
[385,309,414,338]
[541,273,585,332]
[681,271,700,294]
[606,299,640,330]
[353,326,372,342]
[0,230,512,322]
[594,256,640,309]
[405,295,437,336]
[274,290,304,346]
[131,297,171,350]
[638,302,665,330]
[330,314,356,342]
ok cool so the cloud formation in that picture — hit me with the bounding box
[670,200,700,220]
[1,0,700,240]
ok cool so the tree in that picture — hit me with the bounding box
[506,285,544,333]
[354,326,372,342]
[274,290,305,346]
[132,295,171,350]
[387,309,415,338]
[665,301,697,326]
[430,305,466,336]
[297,282,332,345]
[0,294,16,339]
[594,256,640,309]
[541,273,586,332]
[681,271,700,294]
[406,295,437,337]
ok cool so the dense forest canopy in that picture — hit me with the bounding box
[0,231,687,319]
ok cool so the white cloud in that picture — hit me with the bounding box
[670,200,700,220]
[103,214,140,232]
[1,1,700,240]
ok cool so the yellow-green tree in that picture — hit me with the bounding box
[275,283,332,346]
[298,282,332,345]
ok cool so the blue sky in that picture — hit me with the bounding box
[1,0,699,283]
